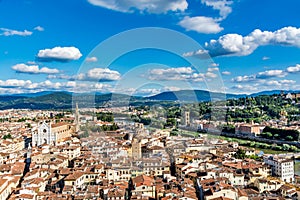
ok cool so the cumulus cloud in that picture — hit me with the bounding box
[231,63,300,85]
[231,84,258,92]
[0,28,32,36]
[221,71,231,75]
[210,63,219,67]
[88,0,188,14]
[179,16,223,34]
[232,71,286,83]
[182,49,210,59]
[286,64,300,73]
[201,0,233,19]
[47,74,72,80]
[0,79,33,88]
[83,68,121,81]
[279,79,296,84]
[207,67,219,72]
[12,63,59,74]
[49,68,121,82]
[205,71,217,78]
[0,78,114,94]
[146,66,219,82]
[86,56,98,62]
[34,26,44,31]
[256,70,287,79]
[263,79,296,87]
[264,80,281,86]
[231,78,297,94]
[37,46,82,62]
[185,26,300,58]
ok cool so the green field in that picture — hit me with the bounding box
[202,133,290,155]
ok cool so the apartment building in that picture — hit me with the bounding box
[263,156,294,183]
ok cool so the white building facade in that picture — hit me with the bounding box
[32,122,56,147]
[263,156,294,183]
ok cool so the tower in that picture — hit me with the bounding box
[184,111,190,126]
[132,138,142,160]
[75,102,80,133]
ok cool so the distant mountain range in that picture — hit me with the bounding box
[0,89,298,110]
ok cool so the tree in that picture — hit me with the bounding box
[234,149,246,159]
[286,136,293,141]
[3,134,12,140]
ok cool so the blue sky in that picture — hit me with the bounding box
[0,0,300,96]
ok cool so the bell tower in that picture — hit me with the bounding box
[75,102,80,133]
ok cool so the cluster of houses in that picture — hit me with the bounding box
[0,109,299,199]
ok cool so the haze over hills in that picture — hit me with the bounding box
[0,89,298,110]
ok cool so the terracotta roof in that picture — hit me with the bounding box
[132,175,154,187]
[51,122,69,128]
[64,171,84,181]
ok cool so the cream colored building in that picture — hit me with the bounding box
[263,156,294,183]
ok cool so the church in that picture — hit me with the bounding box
[32,103,80,147]
[32,121,73,147]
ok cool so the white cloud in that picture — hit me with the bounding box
[0,28,32,36]
[182,49,210,58]
[207,67,219,72]
[0,79,32,88]
[256,70,287,79]
[149,67,194,75]
[47,74,72,80]
[286,64,300,73]
[0,78,114,94]
[134,88,161,96]
[85,68,121,81]
[48,68,121,82]
[231,75,256,83]
[231,84,258,92]
[201,0,233,19]
[37,46,82,62]
[221,71,231,75]
[12,63,59,74]
[264,79,296,87]
[262,56,270,60]
[279,79,296,84]
[191,26,300,57]
[232,69,287,83]
[231,63,300,84]
[88,0,188,14]
[210,63,219,67]
[147,66,220,82]
[164,86,181,91]
[86,56,98,62]
[34,26,44,31]
[264,80,281,86]
[205,72,217,78]
[179,16,223,34]
[231,78,297,94]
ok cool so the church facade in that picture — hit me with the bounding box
[32,121,73,147]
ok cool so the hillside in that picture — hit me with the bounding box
[0,89,296,110]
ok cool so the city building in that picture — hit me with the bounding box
[184,111,190,126]
[263,156,294,183]
[131,138,142,160]
[32,121,73,147]
[235,122,265,136]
